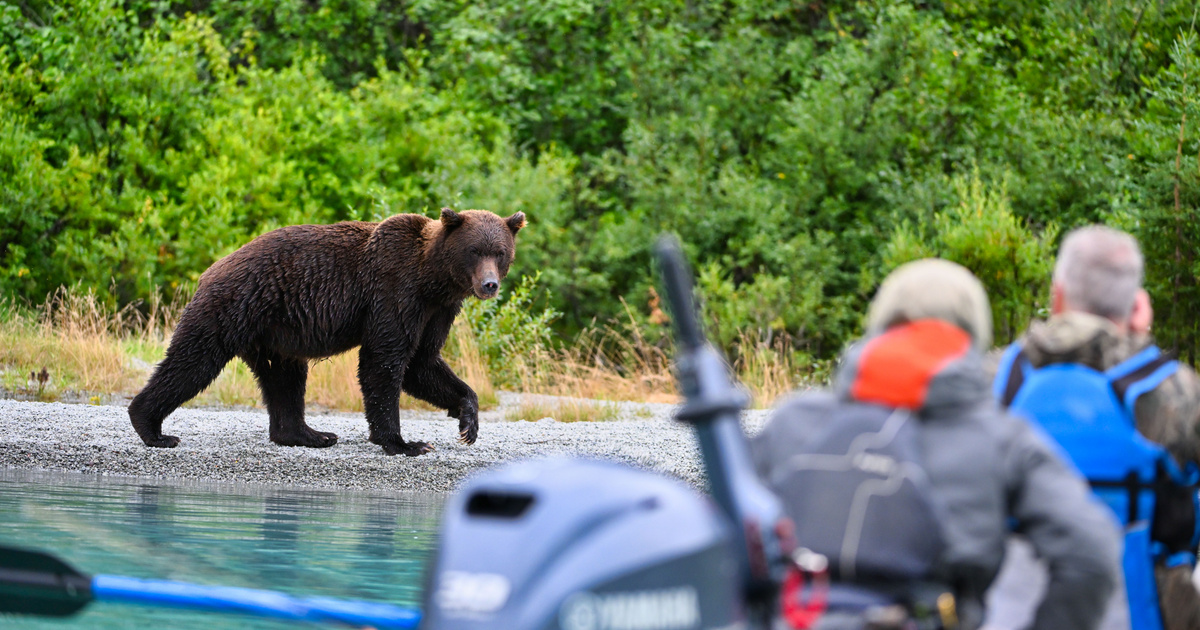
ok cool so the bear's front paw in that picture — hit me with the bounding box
[458,414,478,445]
[455,397,479,445]
[143,434,181,448]
[377,437,435,457]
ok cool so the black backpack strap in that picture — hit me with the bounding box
[1109,347,1177,416]
[998,349,1029,407]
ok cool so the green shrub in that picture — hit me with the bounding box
[1128,31,1200,361]
[884,168,1058,344]
[460,272,560,388]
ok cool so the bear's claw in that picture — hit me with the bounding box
[457,407,479,445]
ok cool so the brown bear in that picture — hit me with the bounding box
[128,208,525,456]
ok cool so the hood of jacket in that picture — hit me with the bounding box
[1021,311,1145,371]
[833,319,992,417]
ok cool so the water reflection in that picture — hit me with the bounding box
[360,499,403,560]
[0,469,444,629]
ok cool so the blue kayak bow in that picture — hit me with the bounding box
[0,544,421,628]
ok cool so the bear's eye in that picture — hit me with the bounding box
[470,247,481,256]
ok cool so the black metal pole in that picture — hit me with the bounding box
[655,235,791,627]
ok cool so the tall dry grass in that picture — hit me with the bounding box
[509,325,677,403]
[499,308,823,408]
[0,289,141,398]
[448,318,500,409]
[0,288,818,410]
[504,397,619,423]
[731,332,822,408]
[306,351,364,412]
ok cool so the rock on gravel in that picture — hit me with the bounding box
[0,393,771,493]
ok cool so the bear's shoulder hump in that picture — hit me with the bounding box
[372,213,432,239]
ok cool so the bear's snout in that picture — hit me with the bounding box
[472,259,502,299]
[476,275,500,299]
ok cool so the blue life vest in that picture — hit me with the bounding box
[993,343,1200,630]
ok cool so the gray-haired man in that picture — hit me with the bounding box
[986,225,1200,630]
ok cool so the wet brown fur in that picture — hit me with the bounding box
[128,208,525,456]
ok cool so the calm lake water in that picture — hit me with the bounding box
[0,469,444,629]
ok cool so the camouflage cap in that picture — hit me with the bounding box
[867,258,993,352]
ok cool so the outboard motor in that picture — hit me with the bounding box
[421,236,793,630]
[421,458,741,629]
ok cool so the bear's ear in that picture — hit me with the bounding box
[440,207,464,231]
[505,212,526,235]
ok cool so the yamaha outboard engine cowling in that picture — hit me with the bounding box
[421,457,742,630]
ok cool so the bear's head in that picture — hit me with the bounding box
[438,208,526,300]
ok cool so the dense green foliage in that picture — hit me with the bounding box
[2,0,1199,362]
[884,167,1058,344]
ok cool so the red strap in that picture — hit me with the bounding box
[780,565,829,629]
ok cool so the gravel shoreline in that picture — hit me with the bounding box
[0,394,771,493]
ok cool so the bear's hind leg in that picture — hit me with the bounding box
[243,353,337,448]
[129,345,231,448]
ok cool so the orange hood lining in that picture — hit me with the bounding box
[850,319,972,410]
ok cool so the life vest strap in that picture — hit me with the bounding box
[996,342,1178,417]
[1089,472,1162,525]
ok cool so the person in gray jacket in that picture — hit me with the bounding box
[750,259,1121,630]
